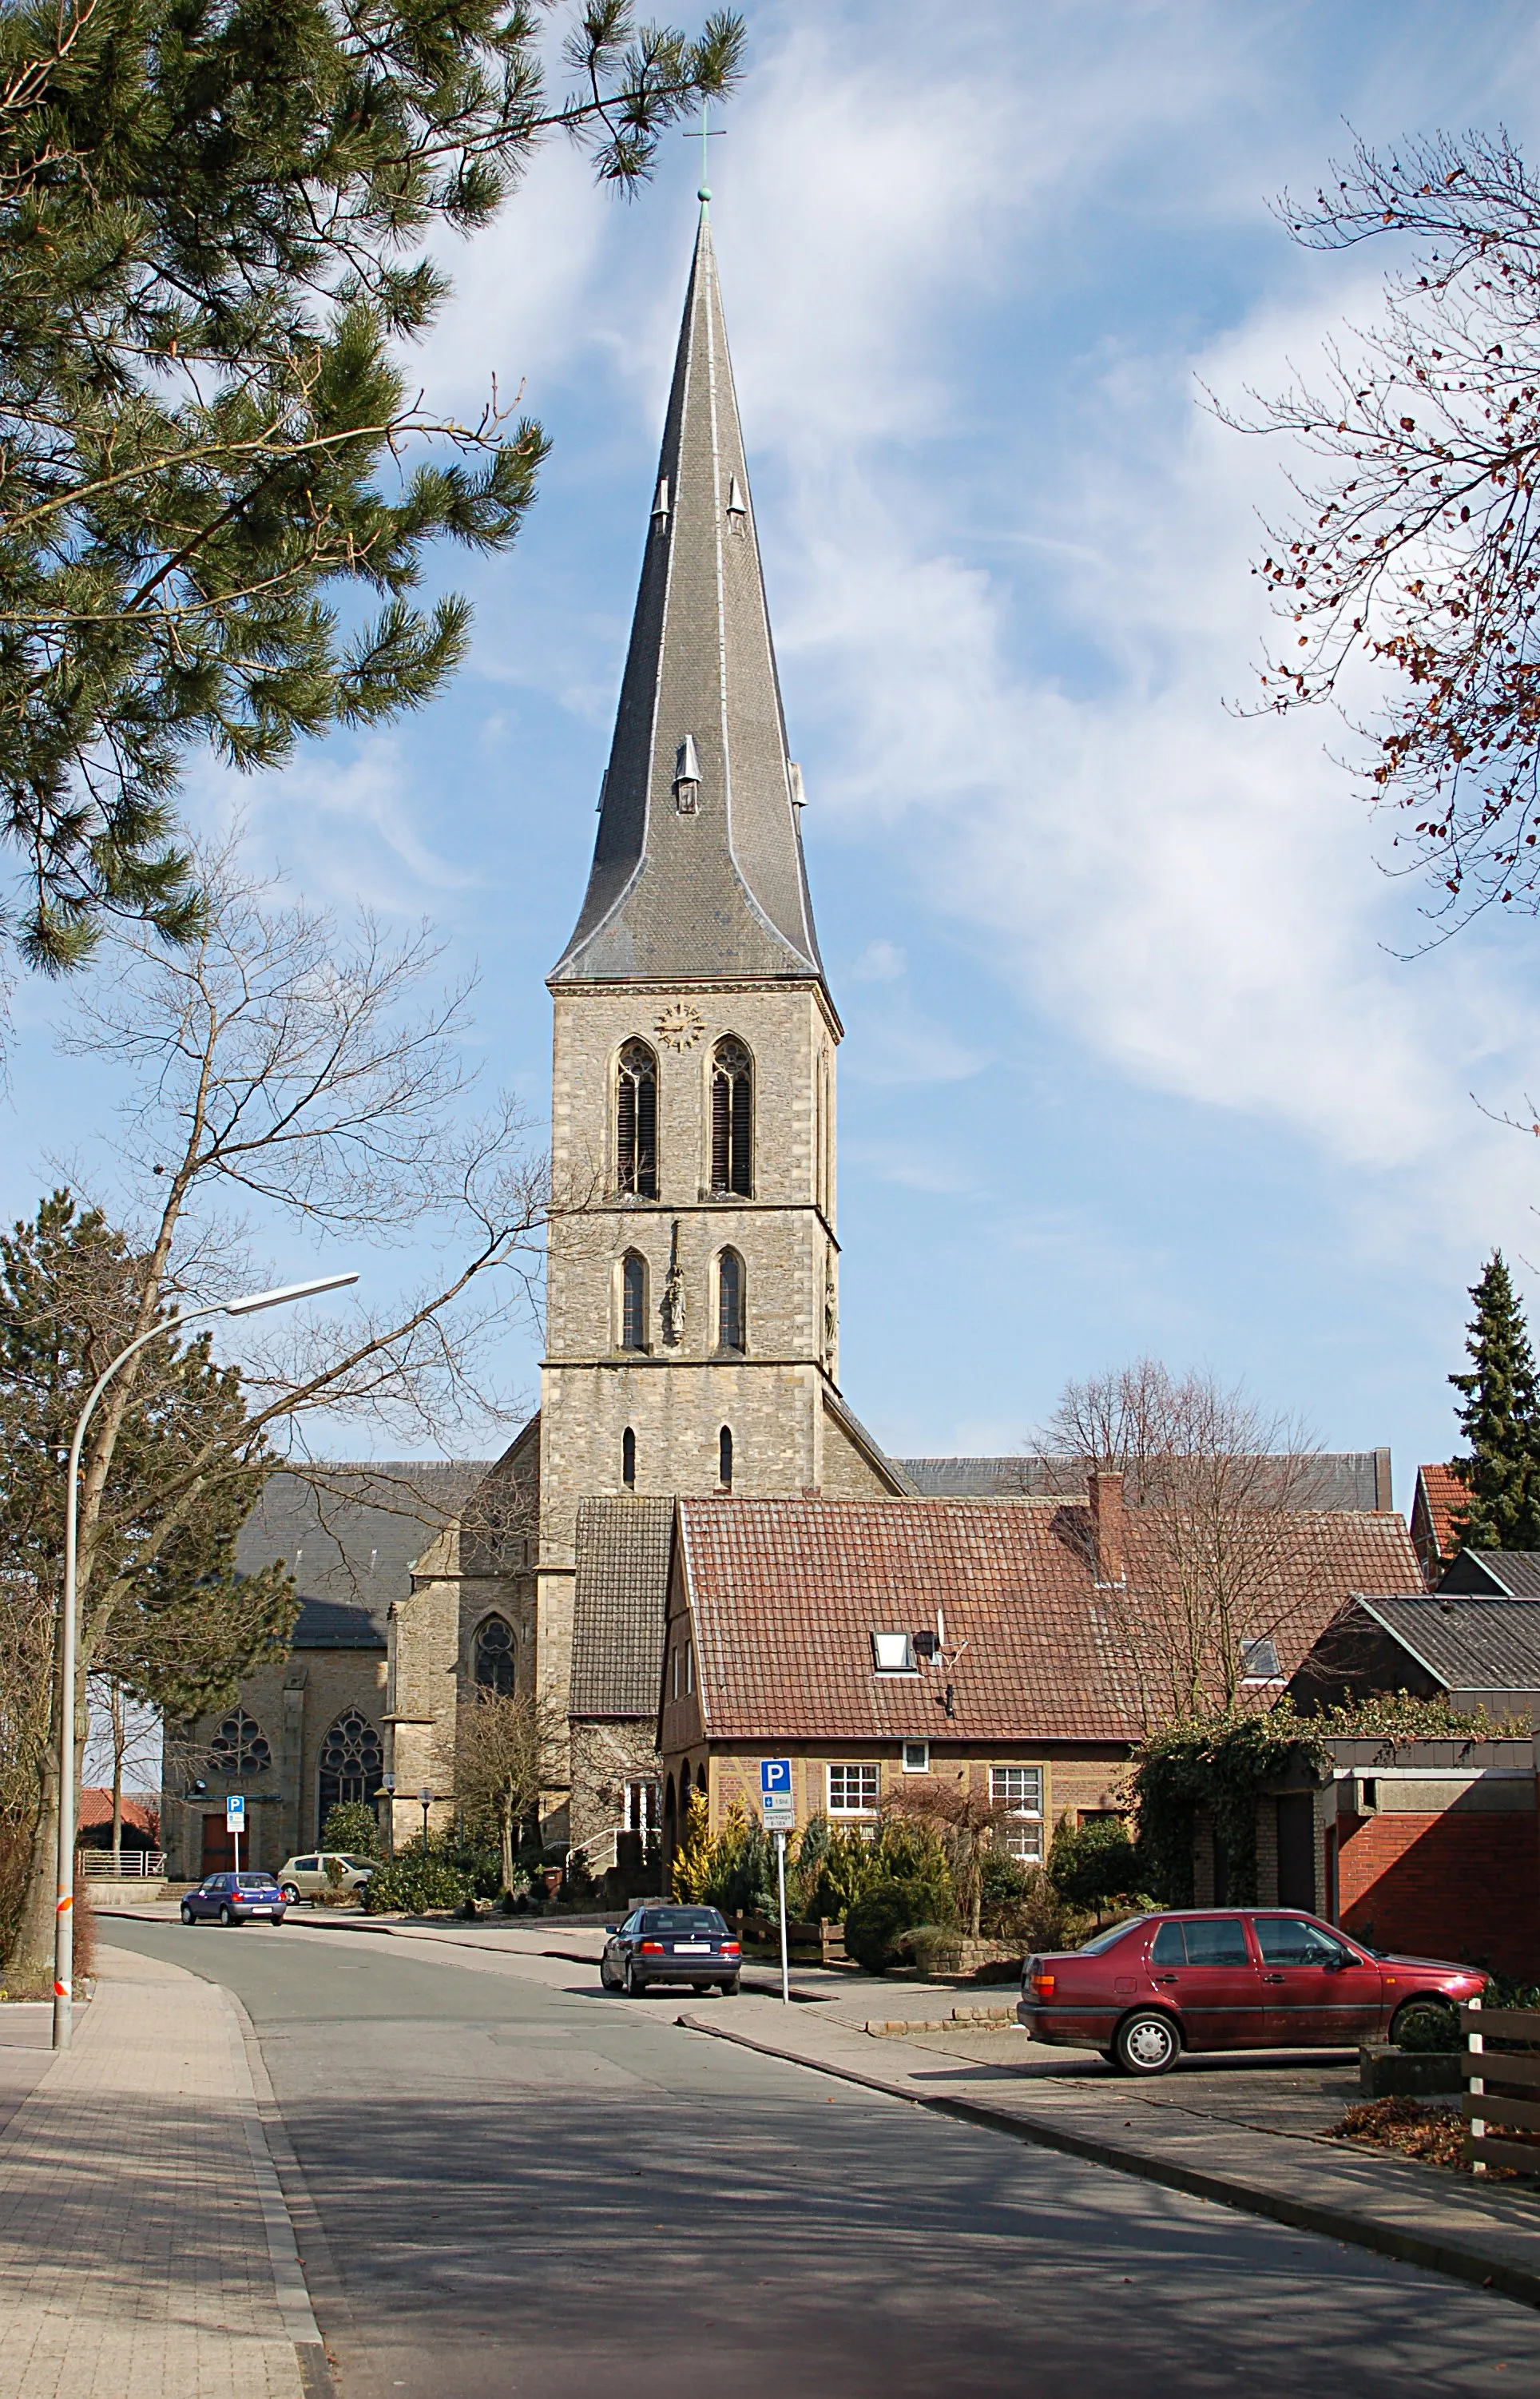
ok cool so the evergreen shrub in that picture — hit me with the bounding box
[363,1850,472,1914]
[318,1801,380,1857]
[844,1877,955,1974]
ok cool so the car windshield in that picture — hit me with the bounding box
[641,1908,724,1935]
[341,1857,375,1870]
[1076,1918,1146,1957]
[235,1873,276,1889]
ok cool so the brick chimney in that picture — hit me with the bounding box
[1089,1469,1125,1586]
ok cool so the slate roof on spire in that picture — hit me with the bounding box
[553,208,824,985]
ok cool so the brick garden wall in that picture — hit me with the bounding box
[1338,1808,1540,1979]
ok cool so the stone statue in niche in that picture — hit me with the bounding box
[662,1221,686,1346]
[824,1258,838,1370]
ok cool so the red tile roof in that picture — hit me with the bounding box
[78,1789,159,1838]
[676,1497,1422,1745]
[1413,1464,1468,1569]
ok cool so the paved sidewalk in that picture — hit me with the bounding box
[680,1994,1540,2311]
[0,1946,322,2399]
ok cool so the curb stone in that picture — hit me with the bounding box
[677,2012,1540,2314]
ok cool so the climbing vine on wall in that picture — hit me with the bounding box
[1129,1694,1526,1908]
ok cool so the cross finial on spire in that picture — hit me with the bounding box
[690,99,723,204]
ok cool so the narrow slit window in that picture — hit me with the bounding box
[622,1427,637,1487]
[710,1038,752,1196]
[617,1040,658,1198]
[719,1425,733,1489]
[717,1249,745,1352]
[621,1252,647,1350]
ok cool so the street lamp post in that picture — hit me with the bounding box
[419,1788,434,1853]
[53,1270,359,2051]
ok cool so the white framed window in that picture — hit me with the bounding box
[991,1765,1044,1863]
[828,1763,879,1816]
[902,1741,930,1773]
[625,1780,660,1835]
[1240,1636,1280,1682]
[871,1630,916,1675]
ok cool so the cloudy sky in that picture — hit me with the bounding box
[14,0,1540,1500]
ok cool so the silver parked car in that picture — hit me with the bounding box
[276,1852,377,1905]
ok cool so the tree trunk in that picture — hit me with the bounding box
[498,1795,515,1896]
[8,1746,61,1997]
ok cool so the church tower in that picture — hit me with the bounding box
[534,202,899,1730]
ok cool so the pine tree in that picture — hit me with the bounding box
[1448,1251,1540,1551]
[0,0,743,967]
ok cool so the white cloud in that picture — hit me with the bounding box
[186,740,474,916]
[847,938,907,983]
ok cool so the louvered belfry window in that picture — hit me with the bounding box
[617,1040,658,1197]
[621,1253,647,1350]
[710,1038,752,1195]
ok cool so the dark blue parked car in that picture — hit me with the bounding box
[600,1905,740,1996]
[180,1872,287,1926]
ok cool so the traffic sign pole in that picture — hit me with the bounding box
[776,1832,790,2005]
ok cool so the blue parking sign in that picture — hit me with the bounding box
[760,1759,792,1796]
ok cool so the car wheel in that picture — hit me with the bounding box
[622,1960,643,1997]
[271,1912,285,1924]
[1114,2010,1181,2077]
[219,1905,235,1927]
[719,1979,740,1997]
[1390,1996,1459,2049]
[279,1884,300,1907]
[180,1905,194,1925]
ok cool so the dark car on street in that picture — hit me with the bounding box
[1018,1908,1486,2075]
[600,1905,741,1996]
[180,1871,288,1927]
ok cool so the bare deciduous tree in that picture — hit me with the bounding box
[454,1690,570,1895]
[1042,1359,1332,1726]
[882,1774,1022,1940]
[5,839,577,1987]
[1224,129,1540,930]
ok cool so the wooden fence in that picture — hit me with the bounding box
[1462,2000,1540,2176]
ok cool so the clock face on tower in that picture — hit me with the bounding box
[654,1002,706,1051]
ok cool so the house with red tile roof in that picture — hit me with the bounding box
[1410,1462,1469,1586]
[657,1483,1422,1865]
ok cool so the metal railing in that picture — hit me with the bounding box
[77,1850,167,1877]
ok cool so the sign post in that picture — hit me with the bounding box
[760,1762,794,2004]
[225,1793,245,1879]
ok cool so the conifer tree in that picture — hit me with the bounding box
[0,0,743,967]
[1448,1252,1540,1551]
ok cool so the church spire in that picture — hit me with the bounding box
[552,207,824,985]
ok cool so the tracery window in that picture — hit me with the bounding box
[316,1709,383,1830]
[208,1710,271,1777]
[716,1249,745,1352]
[474,1615,516,1695]
[621,1251,648,1350]
[709,1037,752,1197]
[617,1040,658,1198]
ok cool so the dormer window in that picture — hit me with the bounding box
[673,734,701,815]
[871,1631,916,1675]
[725,475,747,534]
[1240,1636,1281,1682]
[652,476,670,527]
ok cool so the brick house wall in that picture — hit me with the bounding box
[1336,1805,1540,1978]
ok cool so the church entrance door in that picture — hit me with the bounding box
[201,1816,236,1875]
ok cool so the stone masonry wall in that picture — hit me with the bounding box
[165,1648,387,1877]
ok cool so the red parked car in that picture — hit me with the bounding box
[1018,1909,1486,2076]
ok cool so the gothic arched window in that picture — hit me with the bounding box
[474,1615,515,1694]
[617,1039,658,1198]
[208,1710,271,1777]
[710,1037,752,1196]
[621,1251,648,1350]
[316,1709,383,1833]
[719,1424,734,1490]
[716,1249,745,1352]
[622,1427,637,1487]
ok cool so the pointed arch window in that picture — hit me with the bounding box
[622,1427,637,1487]
[710,1038,752,1196]
[316,1708,383,1834]
[621,1251,648,1351]
[719,1425,734,1490]
[716,1249,745,1353]
[474,1615,515,1694]
[208,1709,271,1777]
[617,1040,658,1198]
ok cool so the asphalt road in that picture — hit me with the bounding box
[102,1920,1530,2399]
